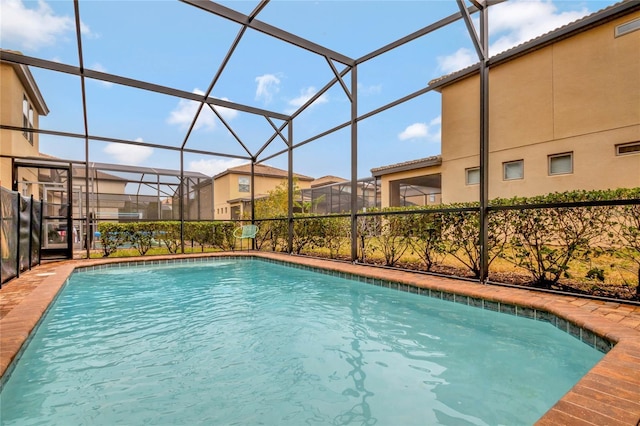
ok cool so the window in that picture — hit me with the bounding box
[616,142,640,156]
[238,177,250,192]
[615,17,640,37]
[503,160,524,180]
[22,95,34,144]
[465,167,480,185]
[549,152,573,175]
[21,181,31,197]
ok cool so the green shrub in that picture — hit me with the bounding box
[503,191,615,288]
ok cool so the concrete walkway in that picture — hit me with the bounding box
[1,252,639,425]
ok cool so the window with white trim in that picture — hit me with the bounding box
[615,17,640,37]
[238,176,250,192]
[503,160,524,180]
[465,167,480,185]
[548,152,573,175]
[22,95,34,144]
[616,142,640,156]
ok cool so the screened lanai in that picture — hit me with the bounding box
[1,0,499,263]
[2,0,639,299]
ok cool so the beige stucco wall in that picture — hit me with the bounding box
[379,167,442,208]
[0,63,41,190]
[189,184,214,220]
[213,174,232,219]
[72,178,127,220]
[440,11,640,203]
[213,173,313,220]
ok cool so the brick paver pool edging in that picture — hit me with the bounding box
[1,252,639,425]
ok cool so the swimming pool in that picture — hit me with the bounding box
[0,258,604,425]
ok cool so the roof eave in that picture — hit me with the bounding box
[2,55,50,116]
[371,157,442,177]
[428,0,640,92]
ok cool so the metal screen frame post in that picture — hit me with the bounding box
[15,194,20,279]
[66,164,73,259]
[456,0,490,283]
[179,151,185,254]
[250,160,255,250]
[478,4,490,283]
[287,121,294,254]
[28,194,33,268]
[38,197,43,265]
[350,65,358,262]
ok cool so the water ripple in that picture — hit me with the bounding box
[0,260,603,425]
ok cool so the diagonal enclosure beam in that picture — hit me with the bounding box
[356,1,506,64]
[0,51,289,121]
[456,0,487,61]
[265,117,289,148]
[180,25,249,150]
[0,125,251,160]
[325,57,352,102]
[180,0,355,66]
[180,0,270,151]
[207,104,253,157]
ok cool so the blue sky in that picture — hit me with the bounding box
[1,0,617,180]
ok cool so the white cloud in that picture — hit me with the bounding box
[167,89,238,131]
[286,87,328,114]
[255,74,280,104]
[437,48,477,75]
[188,158,247,177]
[399,123,427,141]
[0,0,92,50]
[357,82,382,96]
[436,0,589,74]
[489,0,587,55]
[104,138,153,165]
[398,116,441,142]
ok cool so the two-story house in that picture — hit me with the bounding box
[210,163,314,220]
[373,2,640,207]
[0,51,49,194]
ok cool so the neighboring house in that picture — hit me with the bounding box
[189,178,215,221]
[373,2,640,207]
[209,163,314,220]
[71,165,128,221]
[301,176,380,214]
[310,175,349,188]
[371,156,442,207]
[0,51,49,194]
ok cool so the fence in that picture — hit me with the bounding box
[245,192,640,302]
[1,187,43,286]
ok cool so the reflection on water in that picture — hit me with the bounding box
[334,293,377,425]
[0,260,603,425]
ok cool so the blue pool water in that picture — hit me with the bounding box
[1,259,603,425]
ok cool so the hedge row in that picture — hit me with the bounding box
[96,188,639,295]
[97,221,236,257]
[252,188,640,292]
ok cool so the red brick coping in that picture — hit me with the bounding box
[1,252,639,424]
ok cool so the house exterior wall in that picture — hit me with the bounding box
[213,172,313,220]
[72,177,127,220]
[188,184,214,220]
[379,167,442,208]
[213,174,232,220]
[440,10,640,203]
[0,62,41,191]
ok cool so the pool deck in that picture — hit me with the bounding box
[1,252,639,425]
